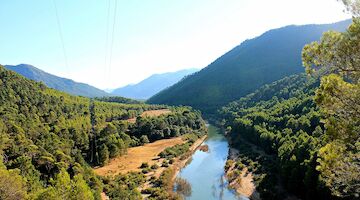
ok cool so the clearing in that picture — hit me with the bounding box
[94,136,184,176]
[127,108,171,123]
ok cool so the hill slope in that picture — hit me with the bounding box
[5,64,109,97]
[112,68,198,99]
[219,73,323,199]
[0,65,206,199]
[148,20,351,114]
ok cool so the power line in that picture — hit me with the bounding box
[104,0,111,81]
[53,0,69,72]
[108,0,118,84]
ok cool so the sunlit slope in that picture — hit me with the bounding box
[148,20,351,114]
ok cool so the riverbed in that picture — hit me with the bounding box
[175,125,249,200]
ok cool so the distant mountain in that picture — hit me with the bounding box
[5,64,109,97]
[148,19,351,115]
[111,68,198,100]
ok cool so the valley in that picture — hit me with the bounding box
[0,1,359,200]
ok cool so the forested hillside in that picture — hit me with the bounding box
[220,15,359,199]
[148,20,351,115]
[0,65,206,199]
[5,64,109,98]
[220,74,325,199]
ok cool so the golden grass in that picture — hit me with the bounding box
[140,109,171,117]
[126,109,171,123]
[94,137,184,176]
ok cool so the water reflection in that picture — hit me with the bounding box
[175,125,249,200]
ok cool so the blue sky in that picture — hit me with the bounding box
[0,0,350,89]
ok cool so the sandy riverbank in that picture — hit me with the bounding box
[225,147,261,200]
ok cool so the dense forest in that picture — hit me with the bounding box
[220,74,325,199]
[219,11,359,200]
[0,65,206,199]
[148,20,350,115]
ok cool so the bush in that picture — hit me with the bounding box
[225,160,234,171]
[158,143,191,159]
[151,164,159,170]
[142,168,150,174]
[140,162,149,169]
[140,135,150,144]
[161,160,169,167]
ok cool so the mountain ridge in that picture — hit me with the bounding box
[148,19,352,114]
[111,68,198,99]
[4,64,109,98]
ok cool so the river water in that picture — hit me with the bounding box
[175,125,249,200]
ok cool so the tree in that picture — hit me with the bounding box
[339,0,360,16]
[53,168,72,200]
[71,174,94,200]
[0,167,27,200]
[302,1,360,198]
[98,144,109,166]
[140,135,150,144]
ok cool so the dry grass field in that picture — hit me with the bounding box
[94,136,184,176]
[126,108,171,123]
[141,109,171,117]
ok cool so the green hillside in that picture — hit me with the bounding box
[148,20,351,115]
[219,73,357,199]
[0,65,206,199]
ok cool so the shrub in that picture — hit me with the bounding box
[140,162,149,169]
[151,164,159,170]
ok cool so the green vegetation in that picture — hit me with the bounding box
[220,8,360,199]
[129,110,206,143]
[159,143,191,159]
[144,168,181,200]
[94,96,143,104]
[158,134,201,159]
[302,8,360,198]
[220,73,322,199]
[148,20,350,115]
[102,172,145,200]
[0,65,206,199]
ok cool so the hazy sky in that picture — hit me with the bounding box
[0,0,350,89]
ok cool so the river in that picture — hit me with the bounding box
[175,125,249,200]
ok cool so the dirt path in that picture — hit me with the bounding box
[94,137,184,176]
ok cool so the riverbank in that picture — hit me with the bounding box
[95,134,207,200]
[225,148,261,200]
[174,125,248,200]
[141,134,207,189]
[140,135,207,199]
[170,135,207,182]
[224,137,302,200]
